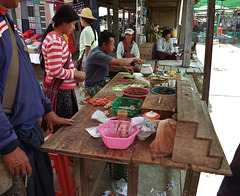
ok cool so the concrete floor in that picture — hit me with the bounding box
[196,39,240,196]
[34,39,240,196]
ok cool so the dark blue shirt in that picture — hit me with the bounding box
[0,13,52,155]
[84,46,113,87]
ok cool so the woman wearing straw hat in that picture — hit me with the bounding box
[77,8,98,70]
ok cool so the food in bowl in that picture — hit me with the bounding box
[124,89,147,95]
[122,87,150,101]
[151,87,175,95]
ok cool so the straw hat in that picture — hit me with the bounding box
[79,8,97,20]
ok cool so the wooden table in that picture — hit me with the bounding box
[41,73,231,196]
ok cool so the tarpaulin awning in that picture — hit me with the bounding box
[195,0,240,9]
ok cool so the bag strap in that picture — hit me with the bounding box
[77,40,94,71]
[122,39,134,58]
[2,16,19,115]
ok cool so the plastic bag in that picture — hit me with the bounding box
[149,118,176,157]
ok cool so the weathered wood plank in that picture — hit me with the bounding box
[164,65,171,71]
[41,104,93,154]
[176,80,199,126]
[132,135,189,170]
[141,94,175,119]
[172,76,225,169]
[192,67,201,73]
[171,66,178,71]
[183,169,200,196]
[74,158,88,196]
[127,163,139,196]
[186,67,194,73]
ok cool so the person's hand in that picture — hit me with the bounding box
[74,71,86,82]
[172,52,177,56]
[133,64,140,72]
[43,111,75,132]
[124,66,134,74]
[133,58,144,64]
[2,147,32,177]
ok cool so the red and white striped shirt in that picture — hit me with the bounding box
[42,32,76,89]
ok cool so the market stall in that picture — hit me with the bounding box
[41,72,231,196]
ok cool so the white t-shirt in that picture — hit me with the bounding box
[156,37,174,53]
[79,26,98,59]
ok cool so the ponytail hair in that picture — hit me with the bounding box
[82,17,97,41]
[40,5,79,70]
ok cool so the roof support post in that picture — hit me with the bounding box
[113,0,119,46]
[179,0,186,49]
[128,10,131,28]
[106,4,111,31]
[202,0,216,105]
[123,8,125,33]
[182,0,194,68]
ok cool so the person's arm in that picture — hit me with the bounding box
[0,104,32,177]
[109,57,143,67]
[42,111,74,133]
[168,39,174,53]
[116,42,124,58]
[156,38,164,52]
[109,64,133,72]
[132,42,140,58]
[85,46,91,57]
[82,27,94,58]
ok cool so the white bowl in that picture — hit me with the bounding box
[137,131,151,141]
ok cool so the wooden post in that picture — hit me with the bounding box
[202,0,216,105]
[176,0,183,42]
[74,158,88,196]
[113,0,119,46]
[123,8,125,33]
[149,7,152,27]
[179,0,186,49]
[183,169,200,196]
[175,0,181,28]
[182,0,194,68]
[127,163,139,196]
[128,10,131,28]
[107,4,111,31]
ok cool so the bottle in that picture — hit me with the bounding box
[154,60,159,74]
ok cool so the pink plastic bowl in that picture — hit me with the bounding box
[97,120,140,149]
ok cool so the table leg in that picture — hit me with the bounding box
[127,163,139,196]
[183,169,200,196]
[73,158,88,196]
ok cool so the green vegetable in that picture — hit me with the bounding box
[123,74,136,79]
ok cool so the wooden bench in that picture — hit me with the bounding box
[172,76,223,169]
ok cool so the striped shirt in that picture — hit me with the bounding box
[42,32,76,89]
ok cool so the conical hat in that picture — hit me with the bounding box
[79,8,97,20]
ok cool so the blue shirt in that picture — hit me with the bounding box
[0,13,52,155]
[84,46,113,87]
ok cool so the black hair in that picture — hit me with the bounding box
[40,5,79,70]
[162,29,171,38]
[81,17,97,41]
[99,31,115,47]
